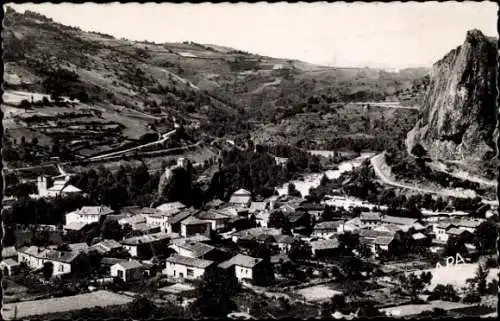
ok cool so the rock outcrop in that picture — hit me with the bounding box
[406,29,497,161]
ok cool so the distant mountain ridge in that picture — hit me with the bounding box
[406,29,498,161]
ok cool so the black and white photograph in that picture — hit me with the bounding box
[1,2,498,319]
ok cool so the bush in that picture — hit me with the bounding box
[462,292,481,304]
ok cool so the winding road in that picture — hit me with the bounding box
[370,153,498,204]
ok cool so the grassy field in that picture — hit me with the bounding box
[296,285,342,302]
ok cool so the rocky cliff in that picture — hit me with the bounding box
[406,29,498,161]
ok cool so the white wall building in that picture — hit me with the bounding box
[163,254,215,280]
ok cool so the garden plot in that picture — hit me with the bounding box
[1,290,134,320]
[297,284,342,302]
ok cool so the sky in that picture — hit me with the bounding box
[8,2,498,69]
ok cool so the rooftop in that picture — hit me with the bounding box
[249,202,268,212]
[218,254,262,269]
[166,254,214,269]
[113,260,143,270]
[181,216,211,226]
[311,239,340,250]
[196,210,231,221]
[156,202,187,214]
[380,216,418,226]
[360,212,382,221]
[167,208,200,224]
[232,188,251,196]
[121,232,171,245]
[77,206,114,216]
[229,195,252,205]
[172,241,215,258]
[314,221,342,230]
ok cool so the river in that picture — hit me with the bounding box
[276,152,376,197]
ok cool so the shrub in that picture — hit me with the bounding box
[462,292,481,304]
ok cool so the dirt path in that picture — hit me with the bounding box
[427,160,497,187]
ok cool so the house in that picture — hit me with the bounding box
[218,254,268,283]
[446,227,473,240]
[380,216,418,228]
[219,206,249,218]
[36,175,82,198]
[433,222,459,242]
[411,232,428,245]
[64,206,114,229]
[129,223,162,235]
[118,213,147,229]
[2,246,18,259]
[273,235,296,253]
[165,209,200,234]
[456,219,484,233]
[311,239,341,257]
[248,202,268,214]
[170,239,230,262]
[121,232,172,258]
[196,210,232,231]
[231,227,281,243]
[312,221,343,239]
[17,246,87,276]
[145,210,171,232]
[373,236,397,254]
[299,203,326,219]
[360,212,382,226]
[110,260,144,282]
[229,189,252,208]
[205,199,225,209]
[90,239,123,255]
[180,216,212,238]
[164,254,216,280]
[156,202,187,215]
[255,211,271,228]
[341,217,362,233]
[287,211,311,228]
[1,259,21,276]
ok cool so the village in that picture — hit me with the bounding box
[1,161,498,319]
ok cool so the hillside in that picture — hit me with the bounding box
[3,7,430,169]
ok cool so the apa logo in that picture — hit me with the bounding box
[435,253,465,269]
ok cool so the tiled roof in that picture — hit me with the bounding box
[233,227,281,239]
[167,209,199,224]
[359,229,394,239]
[287,211,307,223]
[114,260,143,270]
[314,221,342,230]
[457,220,483,228]
[90,239,122,253]
[173,241,215,258]
[249,202,267,212]
[47,184,82,193]
[2,246,17,258]
[412,233,427,240]
[311,239,340,250]
[196,210,231,221]
[121,232,171,245]
[360,212,382,221]
[166,254,214,269]
[101,257,127,266]
[206,199,225,208]
[229,195,251,204]
[446,228,467,235]
[273,234,295,244]
[232,188,251,196]
[156,202,186,214]
[20,246,83,263]
[78,206,114,216]
[218,254,262,269]
[181,216,211,226]
[374,236,394,246]
[381,216,418,226]
[1,258,20,267]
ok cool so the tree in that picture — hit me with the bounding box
[411,143,427,159]
[429,284,459,302]
[474,221,496,253]
[100,219,124,241]
[129,297,155,319]
[398,271,433,300]
[191,267,240,318]
[468,263,490,295]
[287,183,302,198]
[288,240,312,261]
[42,261,54,280]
